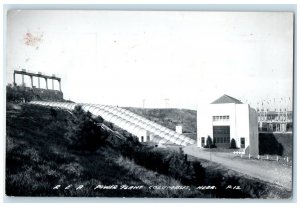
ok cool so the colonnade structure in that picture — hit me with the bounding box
[30,101,196,146]
[13,69,61,91]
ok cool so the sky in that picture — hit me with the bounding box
[6,10,294,110]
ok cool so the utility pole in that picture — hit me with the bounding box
[210,144,212,161]
[164,98,170,108]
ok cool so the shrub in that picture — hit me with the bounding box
[123,146,205,186]
[6,84,34,103]
[230,138,237,149]
[192,161,205,185]
[65,106,108,152]
[204,136,216,148]
[93,116,104,124]
[168,149,190,181]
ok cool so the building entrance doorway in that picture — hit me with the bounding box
[213,126,230,146]
[240,137,245,148]
[201,137,205,147]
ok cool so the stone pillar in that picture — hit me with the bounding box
[22,74,24,85]
[52,79,54,90]
[30,76,33,87]
[13,72,16,85]
[59,80,61,91]
[45,78,48,89]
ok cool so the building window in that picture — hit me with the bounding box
[240,137,245,148]
[201,137,205,147]
[213,115,230,122]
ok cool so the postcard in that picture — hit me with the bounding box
[5,10,294,199]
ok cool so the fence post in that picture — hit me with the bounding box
[249,154,251,159]
[287,157,289,163]
[277,156,279,162]
[267,155,269,160]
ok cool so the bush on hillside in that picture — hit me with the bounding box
[168,149,190,180]
[123,146,206,185]
[6,84,34,103]
[192,160,206,185]
[65,105,108,151]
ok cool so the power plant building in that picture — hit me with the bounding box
[197,94,259,155]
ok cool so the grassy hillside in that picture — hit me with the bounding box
[6,103,291,198]
[124,107,197,139]
[6,103,198,197]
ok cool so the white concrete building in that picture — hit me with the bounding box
[176,125,183,134]
[197,94,259,155]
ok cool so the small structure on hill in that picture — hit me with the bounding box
[14,69,61,91]
[12,69,63,101]
[176,125,183,134]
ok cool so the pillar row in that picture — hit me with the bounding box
[59,80,61,91]
[30,76,33,87]
[45,78,48,89]
[13,73,16,85]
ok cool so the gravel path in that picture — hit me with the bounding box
[183,145,292,191]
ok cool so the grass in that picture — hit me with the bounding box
[5,103,203,197]
[124,107,197,136]
[187,155,292,199]
[5,103,292,198]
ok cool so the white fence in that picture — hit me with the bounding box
[236,153,292,165]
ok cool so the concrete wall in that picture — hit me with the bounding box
[235,104,250,149]
[32,88,63,101]
[249,107,259,156]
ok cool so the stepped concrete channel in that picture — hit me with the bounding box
[30,101,195,146]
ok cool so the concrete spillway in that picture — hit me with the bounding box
[30,101,195,146]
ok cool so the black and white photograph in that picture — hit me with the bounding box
[4,9,294,199]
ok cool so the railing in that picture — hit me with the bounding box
[234,153,292,166]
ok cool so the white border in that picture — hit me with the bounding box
[1,1,298,206]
